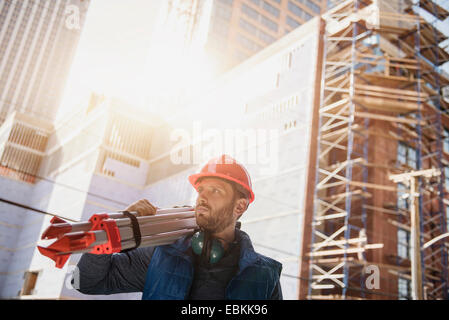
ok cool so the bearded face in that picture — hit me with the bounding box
[194,178,238,233]
[195,197,236,233]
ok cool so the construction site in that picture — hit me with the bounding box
[0,0,449,300]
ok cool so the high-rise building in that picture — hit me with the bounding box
[0,0,90,124]
[160,0,327,72]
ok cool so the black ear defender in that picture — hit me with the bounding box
[191,222,241,264]
[191,231,224,264]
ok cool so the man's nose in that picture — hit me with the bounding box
[197,190,209,204]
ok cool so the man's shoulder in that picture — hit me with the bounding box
[236,229,282,274]
[253,251,282,273]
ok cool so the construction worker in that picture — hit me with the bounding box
[74,154,283,299]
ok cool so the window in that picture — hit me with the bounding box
[398,277,411,300]
[242,3,259,20]
[286,15,301,28]
[304,0,321,14]
[288,1,303,17]
[446,206,449,233]
[237,33,263,51]
[284,120,297,131]
[238,18,277,43]
[397,142,417,169]
[397,183,408,210]
[239,18,258,34]
[445,166,449,190]
[242,3,279,32]
[248,0,280,17]
[260,15,278,32]
[397,228,410,260]
[218,0,233,5]
[275,73,280,88]
[263,1,280,17]
[258,29,276,43]
[21,271,39,296]
[288,1,313,21]
[444,127,449,154]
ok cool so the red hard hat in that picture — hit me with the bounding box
[188,155,255,203]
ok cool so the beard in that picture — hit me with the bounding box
[195,199,236,234]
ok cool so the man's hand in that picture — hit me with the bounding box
[124,199,158,217]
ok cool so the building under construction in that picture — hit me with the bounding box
[0,0,449,300]
[303,0,449,300]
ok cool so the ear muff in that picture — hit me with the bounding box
[191,231,224,264]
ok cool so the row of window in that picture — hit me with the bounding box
[257,94,300,120]
[248,0,320,12]
[241,1,310,34]
[237,33,263,52]
[239,18,276,44]
[395,209,449,300]
[286,15,301,29]
[397,142,417,169]
[396,133,449,297]
[287,1,313,21]
[218,0,234,6]
[396,205,449,299]
[398,137,449,189]
[249,0,280,18]
[241,3,279,32]
[293,0,321,14]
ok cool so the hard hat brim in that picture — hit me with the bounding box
[188,173,255,203]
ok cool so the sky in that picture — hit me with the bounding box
[59,0,165,116]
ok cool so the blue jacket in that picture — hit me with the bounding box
[142,229,283,300]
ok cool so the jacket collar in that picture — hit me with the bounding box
[234,228,259,274]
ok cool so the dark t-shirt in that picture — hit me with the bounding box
[188,241,241,300]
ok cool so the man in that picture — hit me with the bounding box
[74,155,282,299]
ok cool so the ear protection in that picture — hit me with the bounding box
[190,222,241,265]
[191,231,224,264]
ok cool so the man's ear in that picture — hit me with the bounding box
[234,198,248,218]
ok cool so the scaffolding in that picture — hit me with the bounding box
[308,0,449,299]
